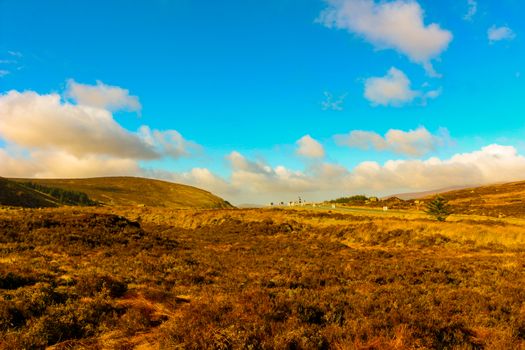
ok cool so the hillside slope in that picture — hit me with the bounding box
[384,185,474,200]
[0,177,58,208]
[10,177,233,209]
[425,180,525,217]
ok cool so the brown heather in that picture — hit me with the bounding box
[1,206,525,349]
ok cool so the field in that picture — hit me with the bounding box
[1,205,525,349]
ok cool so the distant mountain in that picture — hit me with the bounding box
[9,176,234,209]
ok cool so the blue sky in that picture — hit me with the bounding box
[1,0,524,204]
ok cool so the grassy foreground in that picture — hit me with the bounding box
[1,207,525,349]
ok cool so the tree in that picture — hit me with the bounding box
[425,196,451,222]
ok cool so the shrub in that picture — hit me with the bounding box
[76,274,128,298]
[426,196,451,221]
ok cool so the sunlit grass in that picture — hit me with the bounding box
[1,206,524,349]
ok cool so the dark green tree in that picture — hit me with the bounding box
[425,196,451,222]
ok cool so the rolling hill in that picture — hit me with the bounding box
[8,176,233,209]
[383,185,474,200]
[424,180,525,217]
[326,180,525,218]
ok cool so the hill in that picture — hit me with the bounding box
[9,176,233,209]
[424,180,525,217]
[0,177,59,208]
[383,185,474,200]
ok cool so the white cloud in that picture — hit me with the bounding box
[0,90,157,159]
[464,0,477,21]
[364,68,441,106]
[0,149,39,177]
[334,126,451,157]
[0,70,9,78]
[318,0,453,74]
[30,151,141,178]
[321,91,347,111]
[0,83,200,186]
[423,87,442,102]
[296,135,325,158]
[488,26,516,43]
[346,144,525,193]
[139,126,200,159]
[364,67,419,106]
[66,79,142,112]
[227,151,315,194]
[0,148,140,179]
[171,168,233,197]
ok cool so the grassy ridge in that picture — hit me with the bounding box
[426,180,525,217]
[9,177,233,209]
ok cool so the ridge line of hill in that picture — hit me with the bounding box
[1,176,233,209]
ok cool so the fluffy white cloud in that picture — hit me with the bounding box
[364,68,442,106]
[464,0,477,21]
[346,144,525,193]
[0,83,199,185]
[0,90,157,159]
[139,126,200,159]
[334,127,451,157]
[364,67,419,106]
[488,26,516,43]
[296,135,325,158]
[0,149,39,177]
[227,151,315,194]
[30,152,141,178]
[0,148,140,179]
[318,0,452,74]
[66,79,141,112]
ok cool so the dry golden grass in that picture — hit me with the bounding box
[8,176,232,209]
[1,206,525,349]
[424,180,525,218]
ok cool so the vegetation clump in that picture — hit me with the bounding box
[329,195,368,204]
[426,196,451,221]
[21,182,99,206]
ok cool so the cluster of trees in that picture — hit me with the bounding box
[22,182,99,206]
[328,195,369,204]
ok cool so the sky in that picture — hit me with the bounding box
[0,0,524,205]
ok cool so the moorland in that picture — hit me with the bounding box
[1,177,525,349]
